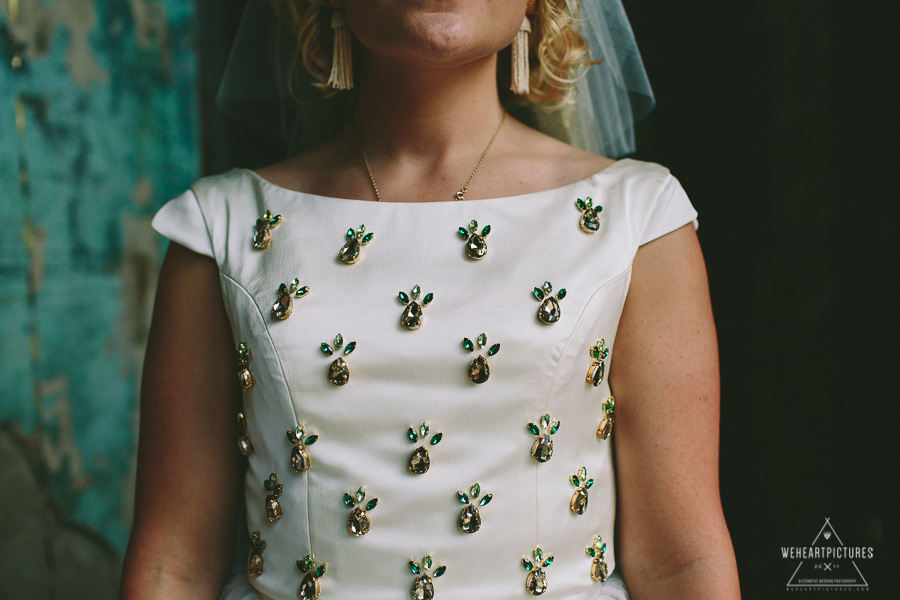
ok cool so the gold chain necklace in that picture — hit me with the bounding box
[353,111,507,202]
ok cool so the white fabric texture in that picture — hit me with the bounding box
[152,159,697,600]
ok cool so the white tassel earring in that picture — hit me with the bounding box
[328,9,353,90]
[511,14,532,94]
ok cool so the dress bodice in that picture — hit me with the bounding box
[152,159,697,600]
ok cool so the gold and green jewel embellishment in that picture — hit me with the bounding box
[575,196,602,233]
[569,467,594,515]
[522,547,554,596]
[272,278,310,320]
[237,412,253,456]
[252,210,282,249]
[264,473,283,522]
[457,219,491,260]
[248,531,265,577]
[586,339,609,387]
[456,482,493,534]
[528,413,560,463]
[237,343,254,390]
[338,224,374,264]
[287,424,318,473]
[407,422,442,475]
[320,333,356,386]
[344,487,378,536]
[532,281,566,325]
[398,285,434,330]
[409,554,446,600]
[462,333,500,384]
[597,396,615,440]
[296,554,327,600]
[586,535,609,582]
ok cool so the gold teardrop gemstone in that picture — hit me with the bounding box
[265,495,282,522]
[338,237,361,264]
[298,572,321,600]
[537,297,561,324]
[291,445,311,472]
[272,291,293,320]
[347,505,371,536]
[590,556,609,582]
[401,301,423,329]
[248,552,264,577]
[253,227,271,249]
[407,446,431,474]
[239,368,254,390]
[597,417,614,440]
[531,434,553,462]
[586,360,605,387]
[328,357,350,386]
[238,435,254,456]
[411,573,435,600]
[570,488,588,515]
[525,567,548,596]
[467,355,490,384]
[580,208,600,233]
[457,504,482,534]
[465,233,487,260]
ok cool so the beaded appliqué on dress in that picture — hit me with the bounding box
[597,396,615,440]
[248,531,265,577]
[575,197,602,233]
[528,413,560,463]
[344,487,378,536]
[236,343,254,390]
[462,333,500,384]
[569,467,594,515]
[456,482,493,533]
[586,339,609,387]
[398,285,434,330]
[252,210,281,249]
[409,554,446,600]
[296,554,327,600]
[532,281,566,325]
[272,278,310,320]
[287,424,318,473]
[407,422,442,475]
[236,412,253,456]
[585,535,609,582]
[457,219,491,260]
[522,547,554,596]
[337,224,374,264]
[320,333,357,386]
[263,473,283,522]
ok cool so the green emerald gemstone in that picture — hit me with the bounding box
[586,478,594,488]
[399,291,409,303]
[296,286,310,297]
[542,281,552,294]
[458,227,469,238]
[366,498,378,511]
[304,435,318,445]
[430,432,442,445]
[462,338,474,351]
[550,421,560,434]
[320,343,333,355]
[334,334,343,348]
[343,493,353,506]
[469,219,477,232]
[355,488,365,502]
[591,347,600,359]
[346,228,355,238]
[479,493,492,506]
[423,555,432,570]
[362,232,374,244]
[587,547,596,557]
[528,423,540,435]
[412,285,421,299]
[433,565,446,577]
[578,467,587,479]
[576,198,586,210]
[409,561,420,574]
[585,196,593,208]
[532,287,544,300]
[543,556,554,566]
[481,224,491,236]
[343,341,356,355]
[534,548,543,561]
[522,559,533,571]
[407,427,417,442]
[570,475,580,487]
[557,288,567,300]
[423,292,433,305]
[420,423,429,437]
[304,555,315,570]
[471,483,481,498]
[356,225,365,237]
[477,333,487,348]
[601,543,607,552]
[541,413,550,427]
[488,343,500,356]
[290,278,300,290]
[315,564,326,577]
[457,492,469,504]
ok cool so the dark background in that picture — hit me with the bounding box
[198,1,899,598]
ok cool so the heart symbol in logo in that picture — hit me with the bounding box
[823,531,832,540]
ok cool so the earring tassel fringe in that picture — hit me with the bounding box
[328,9,353,90]
[511,15,532,94]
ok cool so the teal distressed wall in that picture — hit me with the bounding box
[0,0,197,554]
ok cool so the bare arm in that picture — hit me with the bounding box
[120,242,244,600]
[610,225,740,599]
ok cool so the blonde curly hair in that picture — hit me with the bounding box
[270,0,591,106]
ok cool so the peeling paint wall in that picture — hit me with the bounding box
[0,0,197,558]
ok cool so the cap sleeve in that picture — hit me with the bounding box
[151,188,215,258]
[638,174,699,246]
